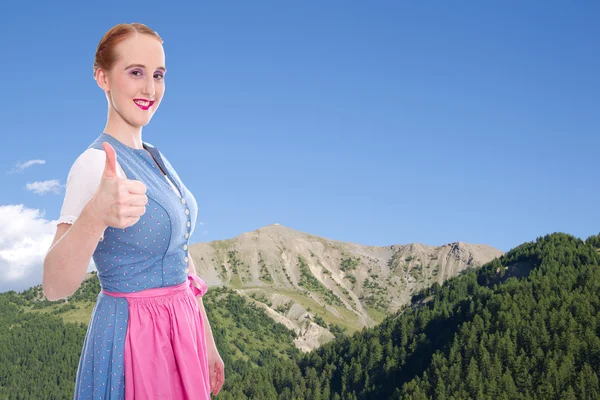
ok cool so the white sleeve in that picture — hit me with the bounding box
[57,148,126,240]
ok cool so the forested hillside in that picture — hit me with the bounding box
[1,232,598,399]
[210,232,600,399]
[0,283,303,399]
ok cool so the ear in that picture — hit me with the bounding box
[95,68,110,92]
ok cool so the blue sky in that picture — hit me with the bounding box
[1,1,598,291]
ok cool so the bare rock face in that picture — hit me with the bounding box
[190,224,503,352]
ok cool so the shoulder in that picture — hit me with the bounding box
[73,148,104,166]
[68,148,126,180]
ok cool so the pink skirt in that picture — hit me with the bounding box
[102,274,210,400]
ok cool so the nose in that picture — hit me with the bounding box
[141,75,155,98]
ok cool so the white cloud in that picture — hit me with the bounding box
[0,204,95,293]
[6,159,46,174]
[25,180,63,195]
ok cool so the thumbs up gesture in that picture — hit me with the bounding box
[89,142,148,229]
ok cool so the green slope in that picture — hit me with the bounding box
[2,231,599,399]
[0,275,302,399]
[188,232,600,399]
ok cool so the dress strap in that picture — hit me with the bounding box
[188,273,208,297]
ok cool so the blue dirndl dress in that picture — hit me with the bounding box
[72,132,210,399]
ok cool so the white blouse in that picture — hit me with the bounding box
[57,148,181,240]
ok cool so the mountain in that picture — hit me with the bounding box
[189,224,503,351]
[200,232,600,399]
[3,231,596,399]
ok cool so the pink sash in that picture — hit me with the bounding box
[102,274,210,399]
[102,274,208,299]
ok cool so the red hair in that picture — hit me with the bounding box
[93,23,163,78]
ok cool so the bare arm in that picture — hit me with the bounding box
[190,256,225,394]
[189,257,217,349]
[43,202,108,301]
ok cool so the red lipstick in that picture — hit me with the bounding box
[133,98,155,110]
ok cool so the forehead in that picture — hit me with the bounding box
[114,33,165,67]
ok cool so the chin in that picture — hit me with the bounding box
[138,113,156,124]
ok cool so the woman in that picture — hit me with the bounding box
[42,23,224,399]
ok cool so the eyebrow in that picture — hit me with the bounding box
[124,63,167,73]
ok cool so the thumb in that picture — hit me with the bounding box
[102,142,119,178]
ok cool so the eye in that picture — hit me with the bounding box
[154,73,164,80]
[130,69,143,77]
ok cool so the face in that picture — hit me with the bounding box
[96,33,166,128]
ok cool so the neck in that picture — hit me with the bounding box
[104,109,144,150]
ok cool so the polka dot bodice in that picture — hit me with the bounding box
[88,132,198,293]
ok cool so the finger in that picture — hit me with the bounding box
[124,180,147,195]
[216,369,224,393]
[212,368,217,393]
[127,194,149,207]
[102,142,119,179]
[120,205,146,218]
[215,365,225,394]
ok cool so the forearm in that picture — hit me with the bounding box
[43,202,107,301]
[189,257,217,349]
[197,295,217,349]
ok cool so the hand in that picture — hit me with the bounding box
[89,142,148,229]
[207,343,224,395]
